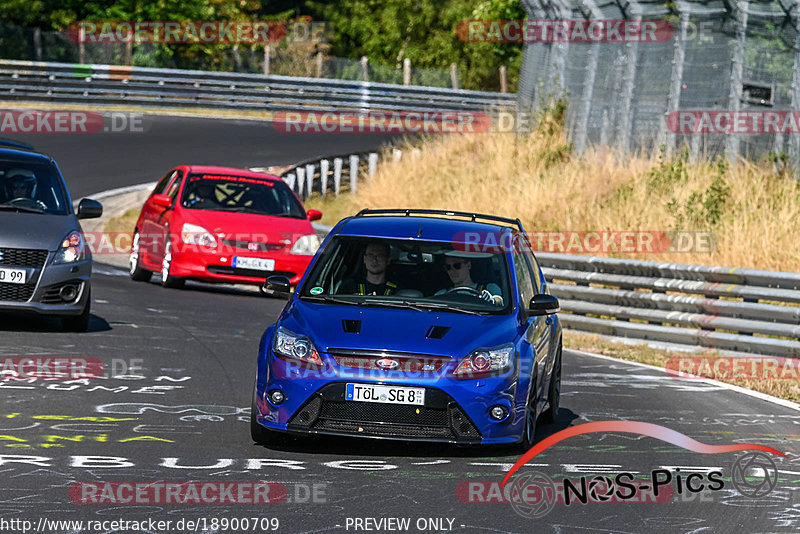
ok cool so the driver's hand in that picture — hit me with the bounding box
[480,290,503,306]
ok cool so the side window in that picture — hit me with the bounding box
[525,252,542,294]
[152,170,175,195]
[513,251,536,308]
[164,171,184,200]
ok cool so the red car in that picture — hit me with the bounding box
[128,165,322,289]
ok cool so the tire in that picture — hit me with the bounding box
[250,384,282,445]
[160,239,185,289]
[542,342,562,424]
[129,231,152,282]
[62,289,91,332]
[520,374,538,450]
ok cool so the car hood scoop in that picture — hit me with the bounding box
[425,325,451,339]
[341,319,361,333]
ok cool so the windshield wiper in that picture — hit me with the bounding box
[403,301,483,315]
[0,203,45,214]
[301,295,366,306]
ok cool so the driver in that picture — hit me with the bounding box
[186,181,219,208]
[4,169,37,202]
[436,254,503,306]
[339,242,398,296]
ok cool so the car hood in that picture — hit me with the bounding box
[181,210,314,242]
[281,299,520,358]
[0,212,79,251]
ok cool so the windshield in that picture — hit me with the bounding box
[0,159,69,214]
[180,173,306,218]
[299,236,513,314]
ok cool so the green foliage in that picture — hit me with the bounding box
[647,145,689,193]
[666,156,731,229]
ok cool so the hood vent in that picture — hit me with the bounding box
[341,319,362,334]
[425,325,451,339]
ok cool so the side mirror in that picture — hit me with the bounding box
[151,194,173,208]
[307,209,323,221]
[262,275,292,299]
[527,294,560,316]
[76,198,103,219]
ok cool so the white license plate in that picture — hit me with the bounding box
[0,267,26,284]
[345,383,425,405]
[233,257,275,271]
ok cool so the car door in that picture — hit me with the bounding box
[139,170,175,263]
[147,169,183,262]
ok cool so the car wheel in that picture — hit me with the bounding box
[520,374,538,450]
[542,341,562,424]
[62,288,91,332]
[251,384,283,445]
[129,231,152,282]
[160,239,185,289]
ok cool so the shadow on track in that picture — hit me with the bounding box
[0,312,111,333]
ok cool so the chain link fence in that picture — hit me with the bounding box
[517,0,800,176]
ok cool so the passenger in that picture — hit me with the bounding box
[436,254,503,306]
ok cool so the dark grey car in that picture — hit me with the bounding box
[0,144,102,331]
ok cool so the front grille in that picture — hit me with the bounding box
[288,383,482,442]
[206,266,295,279]
[220,239,285,252]
[0,283,35,302]
[0,248,48,268]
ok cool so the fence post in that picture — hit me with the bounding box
[296,167,305,197]
[403,58,411,85]
[361,56,369,82]
[232,44,241,72]
[450,63,459,90]
[573,0,604,156]
[125,40,133,66]
[368,153,378,178]
[616,7,642,156]
[263,45,271,75]
[790,1,800,180]
[333,158,343,196]
[316,51,323,78]
[284,173,296,192]
[499,65,507,93]
[661,2,690,155]
[349,155,359,194]
[320,159,329,196]
[392,149,402,162]
[79,26,86,64]
[726,0,749,164]
[305,164,315,197]
[33,27,42,61]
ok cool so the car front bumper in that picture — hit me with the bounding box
[0,254,91,316]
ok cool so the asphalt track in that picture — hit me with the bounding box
[1,114,799,533]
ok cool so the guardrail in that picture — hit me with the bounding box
[0,59,516,113]
[537,253,800,357]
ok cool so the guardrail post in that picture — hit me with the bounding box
[296,167,305,197]
[349,155,359,194]
[361,56,369,82]
[305,164,315,197]
[320,159,329,196]
[368,153,378,178]
[333,158,343,196]
[392,149,402,162]
[450,63,459,90]
[263,45,271,75]
[284,173,296,192]
[403,58,411,85]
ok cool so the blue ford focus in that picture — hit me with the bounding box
[251,209,562,447]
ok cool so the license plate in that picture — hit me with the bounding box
[0,267,25,284]
[345,383,425,405]
[233,256,275,271]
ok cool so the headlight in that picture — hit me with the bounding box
[290,234,320,255]
[453,344,514,379]
[273,326,322,366]
[181,223,217,248]
[53,231,85,264]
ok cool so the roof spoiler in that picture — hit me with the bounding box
[354,208,524,232]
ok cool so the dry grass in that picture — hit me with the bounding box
[105,208,140,234]
[305,105,800,271]
[565,331,800,402]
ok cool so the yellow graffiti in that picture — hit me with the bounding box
[32,415,138,422]
[118,436,174,443]
[0,435,27,442]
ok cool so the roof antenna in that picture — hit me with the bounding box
[416,224,423,238]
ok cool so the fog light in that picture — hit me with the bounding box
[489,405,508,421]
[269,390,285,405]
[59,285,78,302]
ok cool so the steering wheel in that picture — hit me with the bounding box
[445,286,483,298]
[8,197,47,210]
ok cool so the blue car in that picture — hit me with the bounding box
[251,209,562,447]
